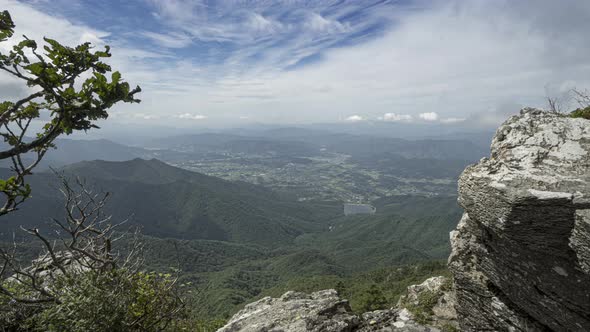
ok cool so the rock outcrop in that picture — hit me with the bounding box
[397,276,457,329]
[217,290,360,332]
[449,109,590,331]
[217,278,456,332]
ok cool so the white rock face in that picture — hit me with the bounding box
[217,290,359,332]
[449,109,590,331]
[217,288,447,332]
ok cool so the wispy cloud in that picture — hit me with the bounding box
[144,0,391,73]
[305,12,351,34]
[140,31,192,49]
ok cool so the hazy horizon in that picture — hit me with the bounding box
[63,118,497,144]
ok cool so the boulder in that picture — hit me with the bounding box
[449,109,590,331]
[217,289,359,332]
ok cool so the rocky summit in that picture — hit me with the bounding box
[449,109,590,331]
[217,277,456,332]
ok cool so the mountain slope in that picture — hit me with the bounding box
[0,159,341,246]
[0,158,462,320]
[296,195,461,272]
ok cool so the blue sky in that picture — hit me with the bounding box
[24,0,398,71]
[1,0,590,128]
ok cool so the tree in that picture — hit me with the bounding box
[360,284,388,312]
[0,10,140,216]
[570,89,590,120]
[547,96,563,113]
[335,280,347,297]
[0,174,184,331]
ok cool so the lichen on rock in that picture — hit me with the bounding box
[449,108,590,331]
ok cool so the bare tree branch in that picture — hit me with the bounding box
[0,173,140,306]
[572,88,590,108]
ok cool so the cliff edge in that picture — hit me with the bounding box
[449,108,590,331]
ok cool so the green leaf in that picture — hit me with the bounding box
[25,62,44,75]
[111,71,121,83]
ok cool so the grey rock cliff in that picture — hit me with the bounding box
[449,109,590,331]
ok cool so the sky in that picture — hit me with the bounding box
[1,0,590,129]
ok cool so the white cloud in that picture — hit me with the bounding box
[207,0,589,125]
[0,0,171,97]
[176,113,207,120]
[381,113,413,122]
[419,112,439,121]
[0,2,108,50]
[345,115,364,122]
[79,32,107,45]
[148,0,198,23]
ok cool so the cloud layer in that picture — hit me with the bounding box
[1,0,589,128]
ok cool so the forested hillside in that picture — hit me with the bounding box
[0,159,460,319]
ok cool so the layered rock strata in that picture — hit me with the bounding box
[449,109,590,331]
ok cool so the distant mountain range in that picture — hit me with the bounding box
[144,130,487,161]
[0,125,489,171]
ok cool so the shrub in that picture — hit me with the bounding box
[570,106,590,120]
[359,284,389,312]
[1,270,183,331]
[0,176,186,331]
